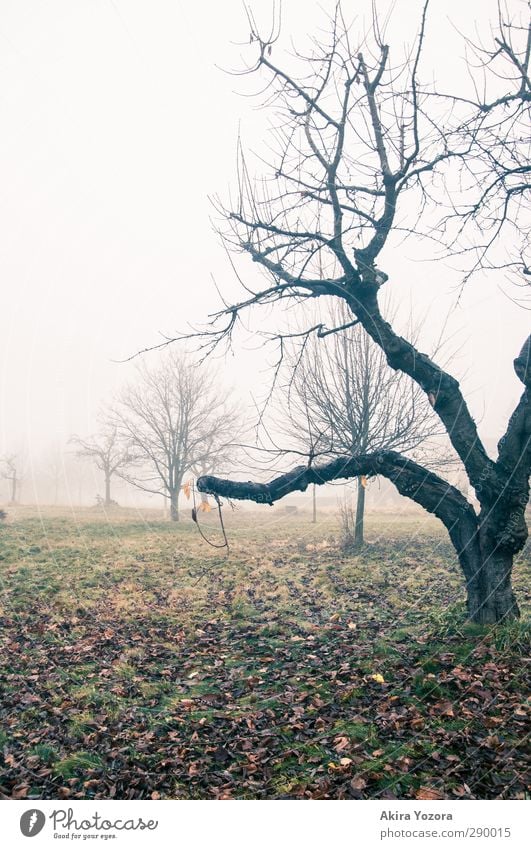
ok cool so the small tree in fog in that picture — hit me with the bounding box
[1,454,22,504]
[71,426,133,507]
[112,351,237,521]
[283,303,442,545]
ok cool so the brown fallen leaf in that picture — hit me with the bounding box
[334,736,350,752]
[11,784,29,799]
[416,786,445,800]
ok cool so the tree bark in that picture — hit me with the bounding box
[104,473,111,507]
[466,549,519,623]
[169,489,179,522]
[354,476,365,546]
[455,518,520,623]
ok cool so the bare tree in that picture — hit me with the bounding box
[71,426,133,508]
[1,454,22,504]
[280,302,444,545]
[194,5,530,623]
[112,351,238,521]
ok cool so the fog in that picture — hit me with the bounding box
[0,0,528,508]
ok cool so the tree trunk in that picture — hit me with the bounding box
[354,477,365,546]
[465,546,520,624]
[104,474,111,507]
[456,520,520,624]
[11,475,17,504]
[169,490,179,522]
[466,551,519,623]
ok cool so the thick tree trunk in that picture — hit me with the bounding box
[169,490,179,522]
[104,474,111,507]
[465,548,519,624]
[456,518,521,624]
[354,477,365,546]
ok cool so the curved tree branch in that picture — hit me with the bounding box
[198,449,480,584]
[198,449,474,529]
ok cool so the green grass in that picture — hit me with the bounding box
[54,752,104,779]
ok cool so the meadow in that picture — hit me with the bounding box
[0,505,529,800]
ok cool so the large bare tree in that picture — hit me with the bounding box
[195,3,530,623]
[70,426,133,507]
[113,351,238,521]
[280,302,444,544]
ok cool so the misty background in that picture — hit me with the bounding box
[0,0,528,510]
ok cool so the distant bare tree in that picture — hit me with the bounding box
[1,454,22,504]
[112,352,238,521]
[281,303,443,545]
[71,426,133,507]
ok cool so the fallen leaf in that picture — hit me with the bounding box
[416,786,445,800]
[334,736,350,752]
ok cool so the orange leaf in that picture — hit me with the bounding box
[416,786,445,800]
[199,500,211,512]
[182,480,193,500]
[360,475,368,488]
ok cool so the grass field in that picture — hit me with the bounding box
[0,506,529,800]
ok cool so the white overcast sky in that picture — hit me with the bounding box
[0,0,528,464]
